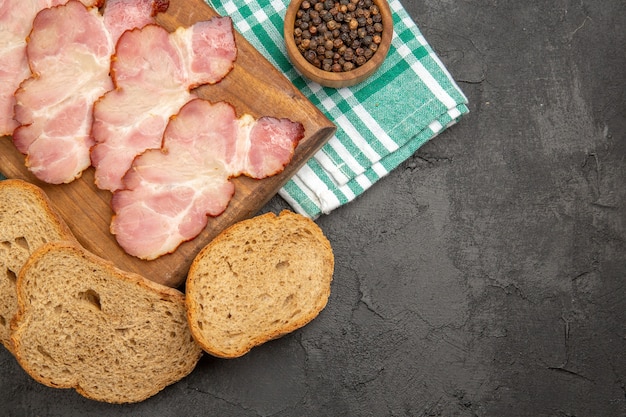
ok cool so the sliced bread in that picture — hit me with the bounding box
[0,179,76,353]
[10,242,203,404]
[186,210,334,358]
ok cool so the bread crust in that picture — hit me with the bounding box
[0,179,77,354]
[10,241,203,403]
[186,210,334,358]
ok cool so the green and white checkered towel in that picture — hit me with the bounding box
[237,1,468,218]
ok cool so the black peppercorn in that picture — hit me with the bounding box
[293,0,384,73]
[305,49,317,62]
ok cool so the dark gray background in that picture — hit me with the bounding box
[2,0,625,415]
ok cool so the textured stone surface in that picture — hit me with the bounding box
[1,0,625,415]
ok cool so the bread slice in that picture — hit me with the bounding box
[0,179,77,353]
[186,210,334,358]
[10,242,203,404]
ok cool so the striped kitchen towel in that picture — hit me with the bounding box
[207,0,469,218]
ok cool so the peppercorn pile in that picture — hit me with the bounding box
[293,0,384,73]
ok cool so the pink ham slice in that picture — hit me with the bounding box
[0,0,100,136]
[110,98,305,260]
[11,0,167,184]
[90,17,237,192]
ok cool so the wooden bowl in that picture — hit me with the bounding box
[284,0,393,88]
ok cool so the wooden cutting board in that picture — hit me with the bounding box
[0,0,335,288]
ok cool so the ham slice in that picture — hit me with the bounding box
[110,98,304,260]
[0,0,100,136]
[91,17,237,192]
[11,0,168,184]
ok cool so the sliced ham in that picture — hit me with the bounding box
[11,0,167,184]
[0,0,100,136]
[110,98,304,260]
[91,17,237,192]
